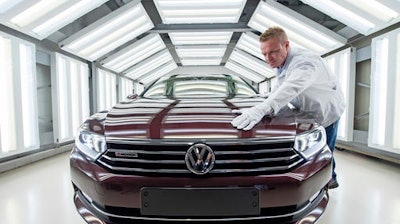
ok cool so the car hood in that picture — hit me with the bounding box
[101,97,316,140]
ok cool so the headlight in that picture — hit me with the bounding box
[75,128,106,161]
[294,125,327,158]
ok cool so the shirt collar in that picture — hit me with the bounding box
[276,47,291,76]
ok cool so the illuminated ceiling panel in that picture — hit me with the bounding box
[175,45,226,58]
[180,58,222,66]
[170,32,232,66]
[154,0,247,24]
[124,49,176,80]
[235,32,264,60]
[301,0,400,36]
[225,61,265,83]
[139,61,178,85]
[248,0,346,55]
[169,32,233,45]
[60,1,154,62]
[176,45,226,66]
[100,33,166,73]
[229,49,274,78]
[0,0,23,14]
[0,0,108,40]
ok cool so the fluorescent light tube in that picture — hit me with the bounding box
[32,0,108,39]
[19,42,39,148]
[54,53,90,143]
[169,41,227,64]
[342,0,399,22]
[10,0,68,28]
[236,32,264,60]
[325,48,355,142]
[0,34,16,151]
[181,58,222,66]
[61,2,154,61]
[169,32,233,45]
[370,38,389,146]
[96,68,117,111]
[249,0,345,54]
[300,0,376,35]
[176,46,226,58]
[225,60,265,83]
[125,49,175,79]
[119,77,134,101]
[229,49,273,78]
[0,0,24,14]
[154,0,246,24]
[1,0,107,40]
[101,33,166,73]
[139,61,178,84]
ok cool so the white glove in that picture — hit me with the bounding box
[231,103,272,131]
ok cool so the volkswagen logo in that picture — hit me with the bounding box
[185,143,215,175]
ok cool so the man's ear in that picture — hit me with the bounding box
[284,40,290,50]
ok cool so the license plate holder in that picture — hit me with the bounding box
[140,187,260,217]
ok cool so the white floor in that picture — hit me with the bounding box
[0,150,399,224]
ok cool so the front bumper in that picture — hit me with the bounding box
[74,188,329,224]
[70,146,332,224]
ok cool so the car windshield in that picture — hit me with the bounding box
[142,74,258,99]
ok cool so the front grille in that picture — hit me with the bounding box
[97,139,305,177]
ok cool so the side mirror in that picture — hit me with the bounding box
[126,94,138,99]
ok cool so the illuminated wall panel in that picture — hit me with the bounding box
[325,48,356,142]
[96,68,117,111]
[52,53,90,143]
[369,28,400,153]
[134,82,145,95]
[0,32,39,156]
[119,77,134,102]
[258,81,269,94]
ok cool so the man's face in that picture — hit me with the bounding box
[260,37,289,68]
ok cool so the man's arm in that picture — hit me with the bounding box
[231,60,319,131]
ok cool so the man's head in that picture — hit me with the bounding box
[259,27,290,68]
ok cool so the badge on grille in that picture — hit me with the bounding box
[185,143,215,175]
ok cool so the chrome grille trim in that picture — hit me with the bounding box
[97,160,191,173]
[97,138,305,176]
[105,136,295,145]
[107,148,186,155]
[101,155,185,164]
[97,159,303,174]
[214,147,293,154]
[210,159,304,173]
[214,154,300,164]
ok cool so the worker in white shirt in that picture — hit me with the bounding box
[231,26,345,189]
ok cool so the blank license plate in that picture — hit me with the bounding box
[140,187,260,217]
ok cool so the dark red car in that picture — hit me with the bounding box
[70,74,332,224]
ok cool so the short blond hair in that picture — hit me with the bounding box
[259,26,288,44]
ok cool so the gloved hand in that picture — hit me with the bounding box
[231,103,272,131]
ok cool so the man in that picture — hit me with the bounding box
[231,26,345,189]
